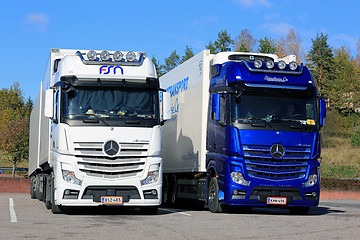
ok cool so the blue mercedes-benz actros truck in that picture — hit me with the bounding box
[160,50,326,214]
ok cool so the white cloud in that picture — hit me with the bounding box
[26,13,49,32]
[231,0,271,8]
[261,22,293,37]
[193,16,219,32]
[330,34,358,51]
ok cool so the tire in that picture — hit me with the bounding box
[45,200,52,210]
[170,175,178,206]
[289,207,310,215]
[162,175,169,206]
[30,176,36,199]
[139,206,158,215]
[208,177,223,213]
[50,178,63,214]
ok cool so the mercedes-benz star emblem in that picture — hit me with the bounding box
[270,144,285,159]
[104,140,120,156]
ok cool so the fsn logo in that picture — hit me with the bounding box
[100,66,124,75]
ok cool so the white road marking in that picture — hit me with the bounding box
[9,198,18,223]
[159,208,192,216]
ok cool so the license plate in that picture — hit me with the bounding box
[267,197,287,205]
[101,196,123,205]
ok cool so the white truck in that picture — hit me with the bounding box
[29,49,171,214]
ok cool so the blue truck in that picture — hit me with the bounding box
[160,50,326,214]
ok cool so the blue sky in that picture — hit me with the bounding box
[1,0,359,101]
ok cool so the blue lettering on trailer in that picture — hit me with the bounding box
[166,77,189,97]
[100,66,124,75]
[166,77,189,115]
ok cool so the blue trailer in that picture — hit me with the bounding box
[160,50,326,214]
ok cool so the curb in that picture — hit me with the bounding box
[320,190,360,200]
[1,178,360,200]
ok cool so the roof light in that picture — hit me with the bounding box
[100,51,110,61]
[87,50,97,61]
[113,51,123,62]
[266,60,274,69]
[254,60,262,69]
[278,60,286,70]
[126,51,136,62]
[289,61,298,71]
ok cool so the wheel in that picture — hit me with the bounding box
[139,206,158,215]
[50,178,63,214]
[208,177,223,213]
[170,175,178,206]
[30,176,36,199]
[162,175,169,205]
[289,207,310,215]
[45,200,52,210]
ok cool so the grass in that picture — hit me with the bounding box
[321,136,360,178]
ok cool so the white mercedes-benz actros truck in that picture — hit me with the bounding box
[29,49,171,214]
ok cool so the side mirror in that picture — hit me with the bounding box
[44,89,54,118]
[162,92,171,121]
[319,99,326,126]
[212,93,220,121]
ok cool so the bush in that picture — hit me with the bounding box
[351,126,360,147]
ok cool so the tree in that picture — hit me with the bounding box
[286,28,305,64]
[0,82,25,129]
[0,118,30,177]
[163,50,181,73]
[206,30,234,54]
[233,29,256,52]
[181,45,194,63]
[258,36,277,54]
[0,82,31,177]
[274,38,287,58]
[328,47,360,112]
[151,55,165,77]
[306,33,335,95]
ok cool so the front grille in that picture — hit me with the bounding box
[74,141,148,178]
[243,144,310,181]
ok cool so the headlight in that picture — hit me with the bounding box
[289,61,298,71]
[231,172,250,186]
[141,170,159,185]
[87,50,97,61]
[62,170,82,186]
[100,51,110,61]
[303,174,318,187]
[113,51,123,62]
[126,51,136,62]
[278,60,286,70]
[254,60,262,69]
[266,60,274,69]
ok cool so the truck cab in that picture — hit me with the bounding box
[29,49,171,214]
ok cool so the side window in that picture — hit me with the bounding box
[219,94,226,125]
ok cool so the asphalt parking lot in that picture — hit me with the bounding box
[1,193,360,240]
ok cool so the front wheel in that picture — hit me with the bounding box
[208,177,223,213]
[50,178,63,214]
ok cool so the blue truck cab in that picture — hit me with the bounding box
[207,52,326,213]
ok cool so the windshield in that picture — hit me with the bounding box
[231,93,316,125]
[63,87,159,120]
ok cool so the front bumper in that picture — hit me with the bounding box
[52,154,162,207]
